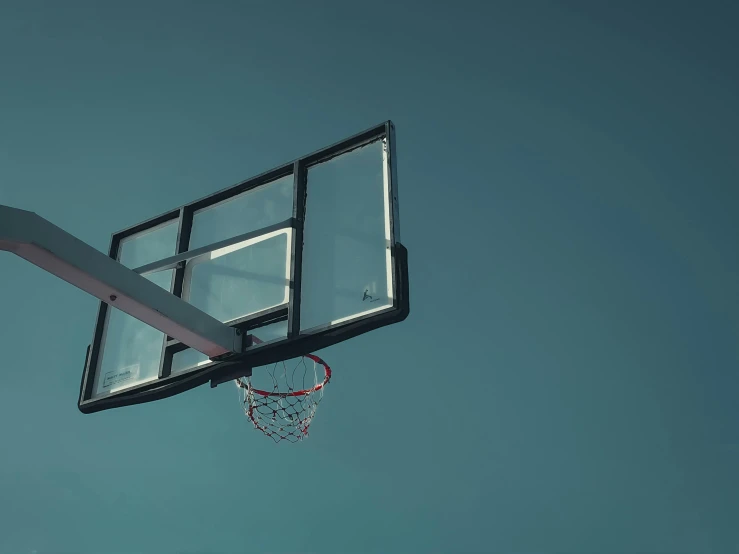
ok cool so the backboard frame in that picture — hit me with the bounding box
[78,121,408,413]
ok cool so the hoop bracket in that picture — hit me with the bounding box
[210,364,253,388]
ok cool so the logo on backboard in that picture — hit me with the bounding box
[102,363,140,389]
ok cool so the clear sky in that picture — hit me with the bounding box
[1,1,738,553]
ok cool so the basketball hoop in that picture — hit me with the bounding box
[234,336,331,443]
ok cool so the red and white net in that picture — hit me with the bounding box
[234,353,331,443]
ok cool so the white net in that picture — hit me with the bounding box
[235,354,331,443]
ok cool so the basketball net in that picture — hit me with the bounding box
[234,337,331,443]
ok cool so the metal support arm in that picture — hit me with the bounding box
[0,205,241,358]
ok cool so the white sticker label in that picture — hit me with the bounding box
[102,363,140,390]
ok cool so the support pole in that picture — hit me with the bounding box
[0,205,241,358]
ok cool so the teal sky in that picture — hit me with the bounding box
[1,1,738,553]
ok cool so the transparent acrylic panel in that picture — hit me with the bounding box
[249,319,288,345]
[182,229,291,324]
[171,348,210,374]
[92,269,173,398]
[189,175,294,249]
[118,220,179,269]
[301,140,393,331]
[170,320,288,374]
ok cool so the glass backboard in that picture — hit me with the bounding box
[78,121,408,413]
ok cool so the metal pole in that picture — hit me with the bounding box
[0,205,241,358]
